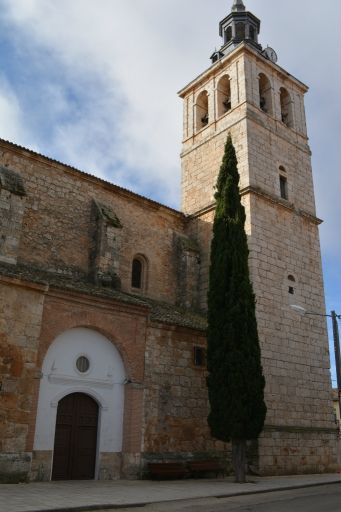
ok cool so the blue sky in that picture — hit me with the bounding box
[0,0,340,383]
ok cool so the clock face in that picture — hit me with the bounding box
[263,47,278,64]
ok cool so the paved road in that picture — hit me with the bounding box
[89,484,341,512]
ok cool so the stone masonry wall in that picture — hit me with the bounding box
[181,108,250,215]
[259,429,339,475]
[245,112,315,215]
[142,323,230,471]
[0,276,46,482]
[245,115,334,430]
[246,193,339,473]
[0,141,190,306]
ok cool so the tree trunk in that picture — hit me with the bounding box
[232,439,247,483]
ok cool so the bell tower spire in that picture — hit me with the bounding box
[232,0,246,12]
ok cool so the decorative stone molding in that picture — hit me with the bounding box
[189,188,323,226]
[264,424,338,434]
[90,199,123,289]
[174,233,201,310]
[0,166,26,196]
[47,373,120,389]
[0,166,26,265]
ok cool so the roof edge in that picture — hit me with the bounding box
[0,137,185,219]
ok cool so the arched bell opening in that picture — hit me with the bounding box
[217,75,232,118]
[280,87,294,128]
[195,90,209,132]
[258,73,273,115]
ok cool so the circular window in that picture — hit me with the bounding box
[76,356,90,373]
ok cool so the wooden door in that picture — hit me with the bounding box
[52,393,98,480]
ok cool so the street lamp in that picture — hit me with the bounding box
[290,304,341,420]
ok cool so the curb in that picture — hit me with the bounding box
[215,478,341,499]
[27,504,147,512]
[24,478,341,512]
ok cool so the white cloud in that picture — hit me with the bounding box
[1,0,199,206]
[0,80,25,143]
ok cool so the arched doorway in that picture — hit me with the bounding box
[33,328,126,480]
[52,393,99,480]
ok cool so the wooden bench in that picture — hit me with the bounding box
[148,462,189,480]
[187,460,225,478]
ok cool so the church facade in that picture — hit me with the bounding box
[0,1,339,482]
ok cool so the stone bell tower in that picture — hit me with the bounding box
[179,0,339,474]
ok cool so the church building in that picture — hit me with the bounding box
[0,1,339,482]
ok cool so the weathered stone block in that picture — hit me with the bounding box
[0,452,31,483]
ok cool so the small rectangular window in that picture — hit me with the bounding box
[279,175,288,200]
[193,346,206,367]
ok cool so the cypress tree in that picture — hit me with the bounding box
[207,135,267,483]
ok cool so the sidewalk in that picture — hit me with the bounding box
[1,474,341,512]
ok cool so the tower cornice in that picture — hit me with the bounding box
[178,43,308,98]
[185,188,323,227]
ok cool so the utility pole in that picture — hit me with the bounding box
[332,311,341,421]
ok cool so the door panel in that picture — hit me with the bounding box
[52,393,98,480]
[73,427,98,479]
[51,425,72,480]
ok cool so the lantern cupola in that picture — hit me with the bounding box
[211,0,262,63]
